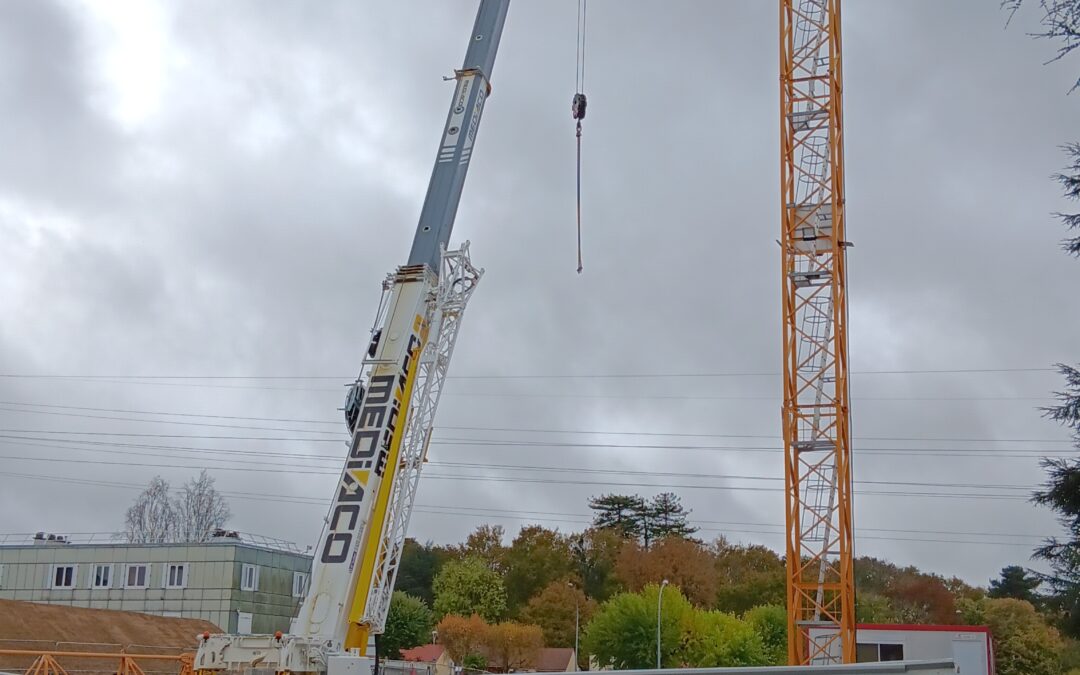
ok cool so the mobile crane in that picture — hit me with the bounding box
[195,3,508,674]
[195,0,856,672]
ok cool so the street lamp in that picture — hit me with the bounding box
[656,579,669,669]
[568,582,580,671]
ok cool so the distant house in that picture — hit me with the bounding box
[399,645,577,674]
[532,648,576,672]
[399,644,454,675]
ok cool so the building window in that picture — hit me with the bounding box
[292,572,309,598]
[856,643,904,663]
[125,564,149,589]
[241,564,259,591]
[51,565,76,589]
[92,564,112,589]
[165,564,187,589]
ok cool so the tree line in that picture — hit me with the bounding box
[379,491,1080,674]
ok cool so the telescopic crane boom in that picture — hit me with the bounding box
[195,3,510,674]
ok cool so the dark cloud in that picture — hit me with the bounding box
[0,0,1076,586]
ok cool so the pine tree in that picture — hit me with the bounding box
[647,492,698,542]
[988,565,1043,605]
[588,494,646,541]
[1032,365,1080,637]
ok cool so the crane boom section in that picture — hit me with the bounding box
[293,268,431,651]
[407,1,510,273]
[296,0,511,656]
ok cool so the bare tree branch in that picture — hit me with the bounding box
[1003,0,1080,90]
[124,476,177,543]
[175,469,232,542]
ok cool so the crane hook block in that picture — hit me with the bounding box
[572,93,587,121]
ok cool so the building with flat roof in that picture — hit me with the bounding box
[807,623,994,675]
[0,530,312,634]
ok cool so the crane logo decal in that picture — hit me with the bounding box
[321,328,423,565]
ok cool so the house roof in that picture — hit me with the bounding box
[400,644,446,663]
[535,648,575,672]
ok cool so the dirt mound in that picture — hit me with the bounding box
[0,599,219,674]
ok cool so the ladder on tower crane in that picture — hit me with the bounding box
[780,0,856,665]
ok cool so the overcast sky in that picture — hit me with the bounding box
[0,0,1078,587]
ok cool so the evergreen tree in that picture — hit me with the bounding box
[989,565,1043,605]
[1033,371,1080,639]
[588,494,646,541]
[647,492,698,541]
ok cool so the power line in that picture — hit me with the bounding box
[0,400,340,425]
[0,366,1058,380]
[0,455,1036,500]
[0,447,1042,491]
[0,430,1070,460]
[0,406,341,434]
[0,400,1072,444]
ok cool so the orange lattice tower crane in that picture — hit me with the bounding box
[779,0,856,665]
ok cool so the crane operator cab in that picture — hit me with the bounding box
[343,328,382,431]
[343,382,365,433]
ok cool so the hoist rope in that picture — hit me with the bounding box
[576,0,587,92]
[576,123,583,274]
[574,0,588,274]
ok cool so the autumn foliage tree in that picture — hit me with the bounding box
[484,622,544,672]
[436,614,489,665]
[435,614,544,670]
[458,525,507,572]
[615,537,718,608]
[571,527,624,601]
[713,539,786,614]
[884,573,958,625]
[502,526,574,611]
[520,581,596,648]
[960,597,1064,675]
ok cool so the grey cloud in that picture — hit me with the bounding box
[0,0,1076,587]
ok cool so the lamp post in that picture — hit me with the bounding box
[568,582,580,671]
[656,579,669,669]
